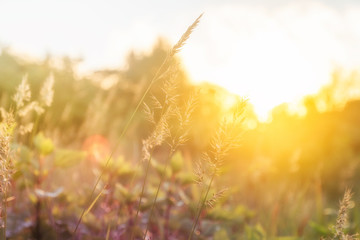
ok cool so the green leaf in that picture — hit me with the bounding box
[115,183,137,203]
[170,151,184,174]
[245,224,266,240]
[309,221,331,235]
[54,149,87,168]
[33,132,54,156]
[177,172,196,186]
[151,159,172,178]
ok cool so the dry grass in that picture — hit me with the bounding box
[189,100,246,240]
[323,189,359,240]
[73,13,203,238]
[0,111,15,238]
[170,13,203,56]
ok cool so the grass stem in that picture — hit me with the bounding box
[3,189,7,240]
[188,172,215,240]
[143,149,175,239]
[130,151,154,240]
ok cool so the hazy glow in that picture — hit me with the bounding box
[181,3,360,120]
[1,1,360,120]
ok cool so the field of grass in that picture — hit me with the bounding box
[1,14,360,240]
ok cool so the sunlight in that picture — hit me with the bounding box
[2,1,360,239]
[2,2,360,122]
[82,135,110,164]
[180,2,360,120]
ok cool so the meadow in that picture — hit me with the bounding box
[1,15,360,240]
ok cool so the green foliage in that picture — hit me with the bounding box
[33,132,54,156]
[170,151,184,174]
[176,172,196,186]
[151,158,172,179]
[245,224,266,240]
[54,149,87,168]
[207,205,254,224]
[115,183,138,204]
[101,156,138,183]
[310,221,331,236]
[214,228,230,240]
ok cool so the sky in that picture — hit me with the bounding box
[1,0,360,120]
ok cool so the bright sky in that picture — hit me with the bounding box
[1,0,360,120]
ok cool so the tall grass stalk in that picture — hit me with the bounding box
[131,77,176,239]
[72,56,167,237]
[131,14,201,240]
[188,172,215,240]
[188,101,245,239]
[130,151,154,240]
[143,92,199,239]
[143,149,176,239]
[130,74,178,239]
[164,174,174,239]
[2,190,7,240]
[333,189,357,240]
[131,79,177,239]
[322,188,359,240]
[73,13,202,236]
[0,113,15,240]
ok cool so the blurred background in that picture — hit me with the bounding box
[1,0,360,239]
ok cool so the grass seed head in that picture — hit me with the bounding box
[0,113,15,194]
[205,188,228,209]
[334,189,353,239]
[13,75,31,109]
[40,73,55,107]
[18,101,44,117]
[170,13,203,56]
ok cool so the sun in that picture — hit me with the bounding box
[181,33,330,121]
[178,3,355,121]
